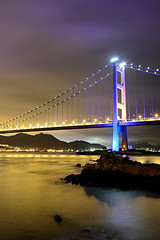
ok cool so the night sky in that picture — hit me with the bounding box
[0,0,160,146]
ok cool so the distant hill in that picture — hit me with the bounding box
[130,141,160,150]
[0,133,104,150]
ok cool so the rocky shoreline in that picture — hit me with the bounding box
[65,152,160,193]
[76,149,160,156]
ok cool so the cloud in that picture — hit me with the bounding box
[0,0,160,146]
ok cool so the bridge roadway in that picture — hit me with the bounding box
[0,119,160,134]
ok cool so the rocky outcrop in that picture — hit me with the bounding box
[65,152,160,193]
[54,215,63,223]
[75,163,82,167]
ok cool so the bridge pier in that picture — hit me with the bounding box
[119,126,128,150]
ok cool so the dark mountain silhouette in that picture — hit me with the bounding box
[0,133,104,150]
[131,141,157,149]
[130,141,160,151]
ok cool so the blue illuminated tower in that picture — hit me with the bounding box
[111,58,128,151]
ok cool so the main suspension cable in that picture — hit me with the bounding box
[0,63,111,126]
[4,72,113,128]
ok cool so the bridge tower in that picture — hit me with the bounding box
[111,58,128,151]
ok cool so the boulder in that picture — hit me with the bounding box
[54,215,62,223]
[76,163,81,167]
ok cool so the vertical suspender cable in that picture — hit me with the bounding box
[135,71,138,119]
[93,84,95,122]
[57,100,58,125]
[62,95,63,124]
[97,82,99,121]
[126,69,130,120]
[73,89,74,122]
[110,73,113,120]
[48,101,49,125]
[159,76,160,113]
[84,88,85,121]
[143,72,146,119]
[53,102,54,124]
[67,92,68,124]
[78,90,80,123]
[104,76,106,122]
[151,75,154,118]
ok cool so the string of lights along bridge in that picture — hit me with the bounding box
[0,57,160,151]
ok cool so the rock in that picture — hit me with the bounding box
[76,163,81,167]
[65,152,160,193]
[107,233,116,239]
[54,215,62,223]
[81,229,91,233]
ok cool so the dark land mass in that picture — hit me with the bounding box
[131,141,160,151]
[76,149,160,156]
[65,152,160,193]
[0,133,104,150]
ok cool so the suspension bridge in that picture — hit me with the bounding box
[0,57,160,151]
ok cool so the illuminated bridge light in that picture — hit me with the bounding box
[94,118,97,123]
[119,62,126,68]
[111,57,119,63]
[138,115,142,119]
[155,114,158,118]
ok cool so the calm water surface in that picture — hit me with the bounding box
[0,153,159,240]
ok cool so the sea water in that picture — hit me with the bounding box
[0,153,159,240]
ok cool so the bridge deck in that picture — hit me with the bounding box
[0,119,160,134]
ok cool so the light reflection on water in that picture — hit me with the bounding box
[0,153,159,240]
[130,155,160,164]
